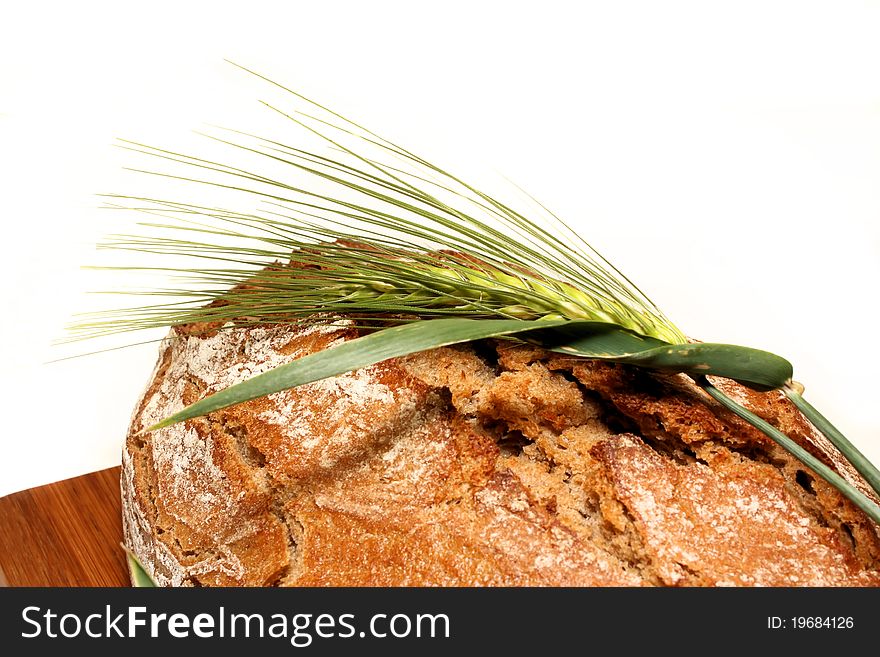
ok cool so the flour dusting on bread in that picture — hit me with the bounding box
[122,321,880,586]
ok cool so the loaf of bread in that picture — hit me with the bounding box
[122,318,880,586]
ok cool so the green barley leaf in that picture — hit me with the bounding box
[539,328,793,391]
[784,387,880,497]
[123,545,157,588]
[148,317,574,429]
[150,315,794,430]
[699,380,880,526]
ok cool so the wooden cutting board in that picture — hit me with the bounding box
[0,468,129,587]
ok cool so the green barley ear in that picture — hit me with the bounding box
[74,63,880,527]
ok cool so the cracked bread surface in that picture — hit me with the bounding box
[122,320,880,586]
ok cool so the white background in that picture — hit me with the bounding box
[0,0,878,497]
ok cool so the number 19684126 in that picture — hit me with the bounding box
[768,617,854,630]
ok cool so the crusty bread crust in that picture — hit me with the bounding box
[122,320,880,586]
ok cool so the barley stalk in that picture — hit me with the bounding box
[72,63,880,526]
[70,229,687,345]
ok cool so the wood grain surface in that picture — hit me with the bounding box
[0,467,129,587]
